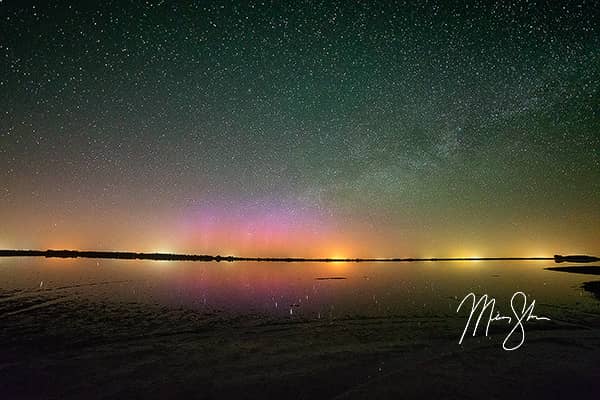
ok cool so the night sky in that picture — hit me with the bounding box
[1,1,599,257]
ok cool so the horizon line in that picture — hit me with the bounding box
[1,248,590,263]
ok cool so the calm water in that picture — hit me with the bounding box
[1,257,599,317]
[1,258,600,399]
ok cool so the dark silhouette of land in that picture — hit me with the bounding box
[545,266,600,275]
[554,254,600,263]
[0,249,217,261]
[1,249,595,263]
[546,265,600,301]
[582,281,600,301]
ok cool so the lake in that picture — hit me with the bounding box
[1,258,599,398]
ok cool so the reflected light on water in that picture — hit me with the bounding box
[526,250,551,258]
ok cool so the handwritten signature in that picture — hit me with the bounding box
[456,291,550,351]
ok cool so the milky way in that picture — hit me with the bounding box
[1,1,599,256]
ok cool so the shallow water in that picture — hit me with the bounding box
[2,258,599,316]
[1,258,600,398]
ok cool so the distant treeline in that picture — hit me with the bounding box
[0,249,571,263]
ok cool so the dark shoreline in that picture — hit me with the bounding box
[546,266,600,275]
[545,266,600,301]
[0,249,557,263]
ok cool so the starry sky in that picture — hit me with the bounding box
[1,0,599,257]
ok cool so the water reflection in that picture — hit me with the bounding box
[2,258,600,399]
[2,258,600,319]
